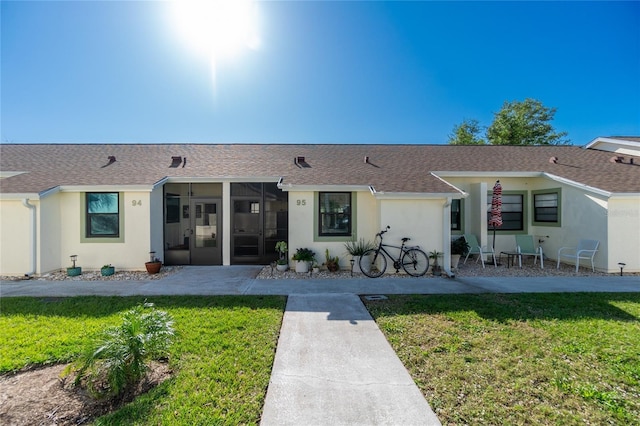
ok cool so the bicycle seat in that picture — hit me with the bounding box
[402,237,410,242]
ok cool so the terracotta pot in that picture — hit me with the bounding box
[326,262,339,272]
[145,261,162,274]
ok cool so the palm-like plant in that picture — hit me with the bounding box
[66,302,174,399]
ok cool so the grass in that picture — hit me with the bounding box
[0,296,285,425]
[363,293,640,425]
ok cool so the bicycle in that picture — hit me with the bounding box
[359,226,429,278]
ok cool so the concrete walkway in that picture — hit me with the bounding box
[2,266,639,297]
[2,267,638,425]
[260,293,440,425]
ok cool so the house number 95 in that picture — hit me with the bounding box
[131,200,142,206]
[296,199,306,206]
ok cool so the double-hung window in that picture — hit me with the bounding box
[451,199,462,231]
[86,192,120,238]
[318,192,351,237]
[533,189,561,226]
[487,193,525,231]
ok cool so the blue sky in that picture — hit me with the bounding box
[2,1,639,145]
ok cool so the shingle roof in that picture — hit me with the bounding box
[1,143,639,196]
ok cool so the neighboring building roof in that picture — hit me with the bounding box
[584,137,640,158]
[1,143,639,197]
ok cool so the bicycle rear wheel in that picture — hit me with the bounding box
[401,248,429,277]
[360,249,386,278]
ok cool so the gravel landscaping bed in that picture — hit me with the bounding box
[256,258,619,280]
[3,260,632,283]
[1,266,182,282]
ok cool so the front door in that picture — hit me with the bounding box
[232,198,262,262]
[190,199,221,265]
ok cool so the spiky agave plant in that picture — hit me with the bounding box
[65,302,174,399]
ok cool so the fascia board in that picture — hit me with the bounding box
[153,177,169,189]
[0,186,60,200]
[166,176,281,183]
[59,185,154,192]
[432,171,542,178]
[430,172,468,196]
[608,193,640,199]
[584,137,640,150]
[0,193,41,200]
[278,184,372,192]
[542,172,612,198]
[371,192,465,200]
[0,171,27,178]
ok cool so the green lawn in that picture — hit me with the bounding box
[0,296,286,425]
[364,293,640,425]
[4,293,639,425]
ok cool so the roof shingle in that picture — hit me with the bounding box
[1,143,639,195]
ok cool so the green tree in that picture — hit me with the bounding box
[447,118,486,145]
[486,98,569,145]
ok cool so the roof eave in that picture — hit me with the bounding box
[432,171,542,178]
[542,173,612,198]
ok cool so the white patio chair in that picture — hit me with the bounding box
[557,239,599,272]
[515,235,543,269]
[463,234,497,268]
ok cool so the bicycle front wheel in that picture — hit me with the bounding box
[401,248,429,277]
[360,249,386,278]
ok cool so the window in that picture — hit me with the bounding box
[319,192,351,236]
[86,192,119,237]
[533,189,561,226]
[451,199,461,231]
[487,193,524,231]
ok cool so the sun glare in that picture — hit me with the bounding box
[171,0,261,95]
[172,0,260,60]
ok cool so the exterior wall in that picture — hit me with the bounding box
[379,198,443,254]
[540,185,609,271]
[149,186,164,262]
[39,195,61,274]
[0,200,33,275]
[59,191,152,272]
[287,190,380,269]
[287,190,315,265]
[607,197,640,273]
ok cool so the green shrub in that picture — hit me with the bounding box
[65,302,174,399]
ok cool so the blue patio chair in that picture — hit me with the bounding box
[463,234,497,268]
[557,239,599,272]
[515,235,543,269]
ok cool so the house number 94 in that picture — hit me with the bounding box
[296,199,306,206]
[131,200,142,206]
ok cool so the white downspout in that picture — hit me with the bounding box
[443,197,454,278]
[21,198,37,276]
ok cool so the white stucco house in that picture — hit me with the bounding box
[1,137,639,276]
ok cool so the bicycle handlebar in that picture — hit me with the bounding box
[376,226,391,237]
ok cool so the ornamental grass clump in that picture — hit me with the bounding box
[64,302,174,399]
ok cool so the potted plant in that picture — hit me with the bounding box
[344,238,374,274]
[324,248,340,272]
[275,241,289,271]
[429,250,443,276]
[67,255,82,277]
[145,251,162,274]
[292,248,315,273]
[451,236,470,269]
[101,264,115,277]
